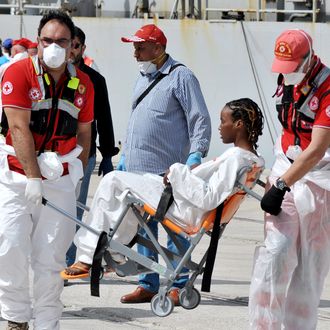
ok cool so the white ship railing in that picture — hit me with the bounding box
[205,0,319,23]
[0,0,62,14]
[0,0,320,22]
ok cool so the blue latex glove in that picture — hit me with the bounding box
[186,151,202,168]
[98,157,114,176]
[116,154,126,171]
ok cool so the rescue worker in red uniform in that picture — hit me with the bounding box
[249,29,330,330]
[0,10,93,330]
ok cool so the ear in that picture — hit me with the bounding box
[82,44,86,55]
[234,119,243,128]
[155,43,164,54]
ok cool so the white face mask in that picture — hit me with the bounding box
[283,72,306,86]
[43,43,66,69]
[138,61,157,75]
[283,54,311,86]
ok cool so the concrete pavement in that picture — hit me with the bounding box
[1,166,330,329]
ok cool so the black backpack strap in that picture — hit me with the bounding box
[90,231,109,297]
[201,203,225,292]
[153,184,174,223]
[134,64,184,108]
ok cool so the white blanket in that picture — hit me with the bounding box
[75,147,264,264]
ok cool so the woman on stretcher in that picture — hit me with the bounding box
[64,97,264,278]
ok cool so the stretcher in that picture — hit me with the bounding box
[43,163,264,317]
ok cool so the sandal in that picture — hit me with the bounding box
[60,261,91,280]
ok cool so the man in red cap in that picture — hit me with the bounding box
[249,29,330,330]
[117,24,211,305]
[11,38,30,60]
[121,23,167,45]
[0,39,29,85]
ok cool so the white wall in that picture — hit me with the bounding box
[1,15,329,167]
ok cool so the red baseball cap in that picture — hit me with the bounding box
[121,24,167,46]
[28,41,38,49]
[272,29,312,74]
[12,38,31,50]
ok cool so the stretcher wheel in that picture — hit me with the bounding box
[179,287,201,309]
[150,294,174,317]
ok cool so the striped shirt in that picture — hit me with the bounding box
[123,55,211,175]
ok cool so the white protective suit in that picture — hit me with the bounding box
[249,138,330,330]
[75,147,264,265]
[0,138,83,330]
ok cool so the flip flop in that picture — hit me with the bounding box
[60,262,91,280]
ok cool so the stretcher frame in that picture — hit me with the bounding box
[44,163,264,317]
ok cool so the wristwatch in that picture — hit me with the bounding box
[275,178,291,192]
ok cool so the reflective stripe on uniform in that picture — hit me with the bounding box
[31,98,80,118]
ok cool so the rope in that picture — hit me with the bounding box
[240,21,276,145]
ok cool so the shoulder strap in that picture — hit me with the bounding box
[135,63,184,108]
[90,231,109,297]
[154,184,174,223]
[201,203,226,292]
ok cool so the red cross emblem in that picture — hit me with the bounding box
[74,96,84,107]
[309,96,319,111]
[2,81,13,95]
[29,87,41,100]
[326,105,330,118]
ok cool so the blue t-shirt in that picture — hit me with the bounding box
[0,55,9,66]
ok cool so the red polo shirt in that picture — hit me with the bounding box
[1,57,94,173]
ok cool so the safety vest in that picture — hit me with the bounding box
[274,60,330,148]
[1,56,81,173]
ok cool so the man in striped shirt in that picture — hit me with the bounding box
[119,24,211,305]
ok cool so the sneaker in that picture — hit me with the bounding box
[7,321,29,330]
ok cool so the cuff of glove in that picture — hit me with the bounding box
[186,151,202,166]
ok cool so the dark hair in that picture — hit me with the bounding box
[225,98,264,150]
[38,10,75,39]
[74,26,86,45]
